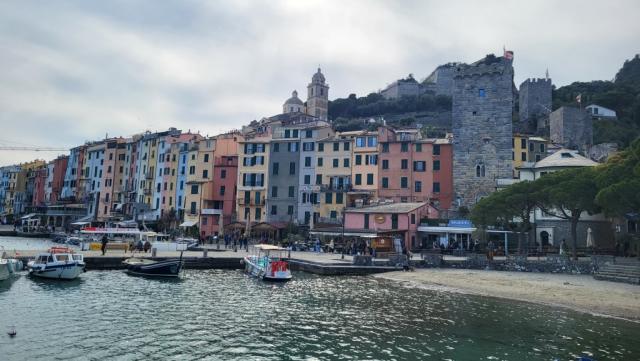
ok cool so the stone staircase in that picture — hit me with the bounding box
[594,259,640,285]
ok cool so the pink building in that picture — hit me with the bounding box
[32,167,47,206]
[343,202,438,250]
[201,155,238,238]
[377,126,454,213]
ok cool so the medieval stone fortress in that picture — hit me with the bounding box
[0,50,623,251]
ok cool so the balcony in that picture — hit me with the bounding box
[201,208,223,215]
[237,198,265,206]
[319,184,353,192]
[145,172,154,180]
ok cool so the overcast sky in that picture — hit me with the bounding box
[1,0,639,166]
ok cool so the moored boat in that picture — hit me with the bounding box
[123,257,184,278]
[243,245,292,282]
[27,247,85,280]
[0,259,9,281]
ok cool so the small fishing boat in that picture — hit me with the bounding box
[0,248,23,280]
[243,244,292,282]
[123,257,184,278]
[16,214,50,238]
[8,325,16,337]
[27,247,85,280]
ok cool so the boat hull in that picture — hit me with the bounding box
[243,257,292,282]
[28,262,84,280]
[16,231,51,238]
[0,262,9,281]
[125,259,184,278]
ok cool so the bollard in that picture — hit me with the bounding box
[151,247,157,258]
[203,249,208,258]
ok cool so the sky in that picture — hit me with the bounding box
[1,0,639,166]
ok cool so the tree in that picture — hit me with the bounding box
[471,181,540,254]
[595,137,640,216]
[535,167,601,260]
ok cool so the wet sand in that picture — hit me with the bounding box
[375,269,640,321]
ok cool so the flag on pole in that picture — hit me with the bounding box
[503,50,514,60]
[576,94,582,104]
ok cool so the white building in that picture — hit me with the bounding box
[585,104,617,119]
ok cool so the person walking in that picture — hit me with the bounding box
[559,239,567,256]
[100,235,109,256]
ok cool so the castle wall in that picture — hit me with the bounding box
[549,106,593,153]
[452,56,514,207]
[518,78,552,134]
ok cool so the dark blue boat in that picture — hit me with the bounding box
[123,258,184,278]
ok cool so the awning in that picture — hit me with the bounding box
[309,230,378,237]
[70,221,90,226]
[21,213,37,219]
[74,214,94,223]
[180,220,198,227]
[417,226,477,234]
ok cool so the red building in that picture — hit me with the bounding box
[201,155,239,238]
[50,156,68,204]
[32,167,47,206]
[377,126,453,213]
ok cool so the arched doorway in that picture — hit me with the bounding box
[540,231,550,246]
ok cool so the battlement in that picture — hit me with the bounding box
[520,78,552,86]
[453,54,512,79]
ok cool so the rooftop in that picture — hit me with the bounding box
[533,149,598,169]
[346,202,428,214]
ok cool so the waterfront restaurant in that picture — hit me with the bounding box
[417,219,477,250]
[310,202,438,250]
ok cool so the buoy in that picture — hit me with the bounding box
[8,326,16,337]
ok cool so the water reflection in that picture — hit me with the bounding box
[0,270,638,361]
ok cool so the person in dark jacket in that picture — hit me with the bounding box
[101,235,108,256]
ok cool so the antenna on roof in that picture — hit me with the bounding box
[545,68,549,80]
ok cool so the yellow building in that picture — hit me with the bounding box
[236,136,271,224]
[314,134,353,223]
[183,138,215,227]
[341,130,378,204]
[512,134,549,178]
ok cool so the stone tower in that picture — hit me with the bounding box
[452,54,514,207]
[307,68,329,120]
[518,77,552,134]
[549,106,593,154]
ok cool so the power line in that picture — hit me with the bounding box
[0,146,68,152]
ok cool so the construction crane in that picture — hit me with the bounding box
[0,146,68,152]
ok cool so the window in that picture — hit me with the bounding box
[336,193,343,204]
[273,143,279,152]
[316,174,322,185]
[202,169,208,178]
[318,143,324,152]
[191,185,199,194]
[382,143,389,153]
[367,137,377,147]
[344,142,350,151]
[536,155,541,162]
[369,155,378,165]
[305,130,312,138]
[333,142,339,151]
[221,169,226,179]
[284,129,290,138]
[366,173,374,185]
[413,161,426,172]
[271,205,277,215]
[355,174,362,185]
[255,191,261,204]
[392,214,398,229]
[512,152,515,161]
[288,142,299,152]
[364,214,370,229]
[330,210,337,219]
[244,207,250,220]
[273,162,279,175]
[479,88,485,97]
[401,159,408,169]
[220,186,225,196]
[287,205,294,215]
[433,160,440,171]
[288,186,294,197]
[521,153,527,161]
[433,182,441,193]
[400,177,408,188]
[540,143,545,153]
[382,177,389,188]
[303,142,314,151]
[293,129,299,138]
[332,159,339,168]
[415,143,422,152]
[355,155,362,165]
[289,162,296,175]
[529,142,534,152]
[356,137,365,147]
[521,138,526,149]
[189,166,195,175]
[343,158,350,167]
[433,145,440,155]
[415,181,422,192]
[204,154,209,162]
[325,192,333,204]
[411,213,416,225]
[382,159,389,170]
[190,202,197,215]
[476,164,485,177]
[401,142,408,152]
[255,207,261,221]
[317,157,323,167]
[271,186,278,198]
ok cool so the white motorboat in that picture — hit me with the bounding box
[0,248,23,281]
[27,247,85,280]
[0,259,9,281]
[243,244,292,282]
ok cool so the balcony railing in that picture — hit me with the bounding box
[201,208,223,215]
[237,198,265,206]
[319,184,353,192]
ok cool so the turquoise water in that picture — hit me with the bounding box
[1,269,638,361]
